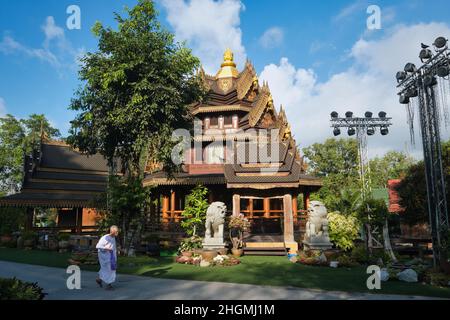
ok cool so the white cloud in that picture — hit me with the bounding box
[260,23,450,159]
[161,0,246,74]
[0,16,79,70]
[333,0,367,23]
[259,27,284,49]
[0,97,6,116]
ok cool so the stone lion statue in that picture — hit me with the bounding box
[204,202,227,240]
[303,201,332,250]
[306,200,329,238]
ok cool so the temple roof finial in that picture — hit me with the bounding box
[216,48,239,78]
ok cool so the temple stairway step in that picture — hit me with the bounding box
[243,246,287,256]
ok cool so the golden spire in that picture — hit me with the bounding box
[216,48,239,78]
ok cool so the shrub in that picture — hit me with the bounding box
[351,244,370,264]
[57,233,71,241]
[423,269,450,287]
[327,211,360,251]
[0,277,46,300]
[178,235,203,254]
[336,254,358,267]
[21,231,37,241]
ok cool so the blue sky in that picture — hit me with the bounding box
[1,0,450,157]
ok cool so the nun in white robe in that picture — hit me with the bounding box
[96,234,117,285]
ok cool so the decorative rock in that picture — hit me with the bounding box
[176,256,191,264]
[289,256,298,263]
[397,268,418,282]
[380,268,390,282]
[329,261,339,268]
[200,260,210,268]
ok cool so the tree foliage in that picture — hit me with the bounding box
[96,175,152,253]
[303,138,359,210]
[67,0,205,176]
[327,211,360,251]
[0,114,60,195]
[395,140,450,226]
[181,185,209,236]
[369,151,415,188]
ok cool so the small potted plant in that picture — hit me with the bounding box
[178,235,203,257]
[229,214,250,257]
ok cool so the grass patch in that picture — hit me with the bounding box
[1,248,449,298]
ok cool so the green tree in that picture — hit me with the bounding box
[395,140,450,226]
[21,114,61,153]
[0,114,60,195]
[96,175,152,253]
[181,185,209,236]
[327,211,360,251]
[67,0,205,176]
[369,151,415,188]
[303,138,359,210]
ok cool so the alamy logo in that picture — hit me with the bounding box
[66,5,81,30]
[366,265,381,290]
[66,265,81,290]
[366,5,382,30]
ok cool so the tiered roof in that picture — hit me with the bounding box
[144,49,320,190]
[0,141,109,208]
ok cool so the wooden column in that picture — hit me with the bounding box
[170,190,176,221]
[232,194,240,216]
[248,198,254,218]
[283,194,295,243]
[263,197,270,218]
[162,194,170,223]
[76,208,83,234]
[303,189,310,211]
[292,193,298,221]
[26,207,34,231]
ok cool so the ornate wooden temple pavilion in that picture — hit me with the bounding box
[143,49,322,253]
[0,50,322,253]
[0,140,109,233]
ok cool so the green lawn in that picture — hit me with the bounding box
[1,248,449,298]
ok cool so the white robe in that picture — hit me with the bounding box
[96,234,117,284]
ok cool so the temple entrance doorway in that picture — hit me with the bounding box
[240,197,284,242]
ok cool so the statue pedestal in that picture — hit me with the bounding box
[303,236,333,251]
[202,238,225,250]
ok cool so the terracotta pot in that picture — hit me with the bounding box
[181,251,193,258]
[201,250,218,262]
[231,248,243,257]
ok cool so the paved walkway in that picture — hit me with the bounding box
[0,261,442,300]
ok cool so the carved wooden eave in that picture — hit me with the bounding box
[248,81,275,127]
[236,60,258,100]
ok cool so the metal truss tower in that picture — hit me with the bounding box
[396,36,450,267]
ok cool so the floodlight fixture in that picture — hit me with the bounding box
[423,74,437,87]
[399,94,410,104]
[365,111,373,118]
[404,63,417,73]
[347,127,356,136]
[419,48,433,62]
[396,71,407,83]
[345,111,353,118]
[437,64,450,78]
[433,36,448,50]
[380,127,389,136]
[378,111,387,118]
[331,111,339,119]
[333,127,341,136]
[367,127,375,136]
[406,88,418,98]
